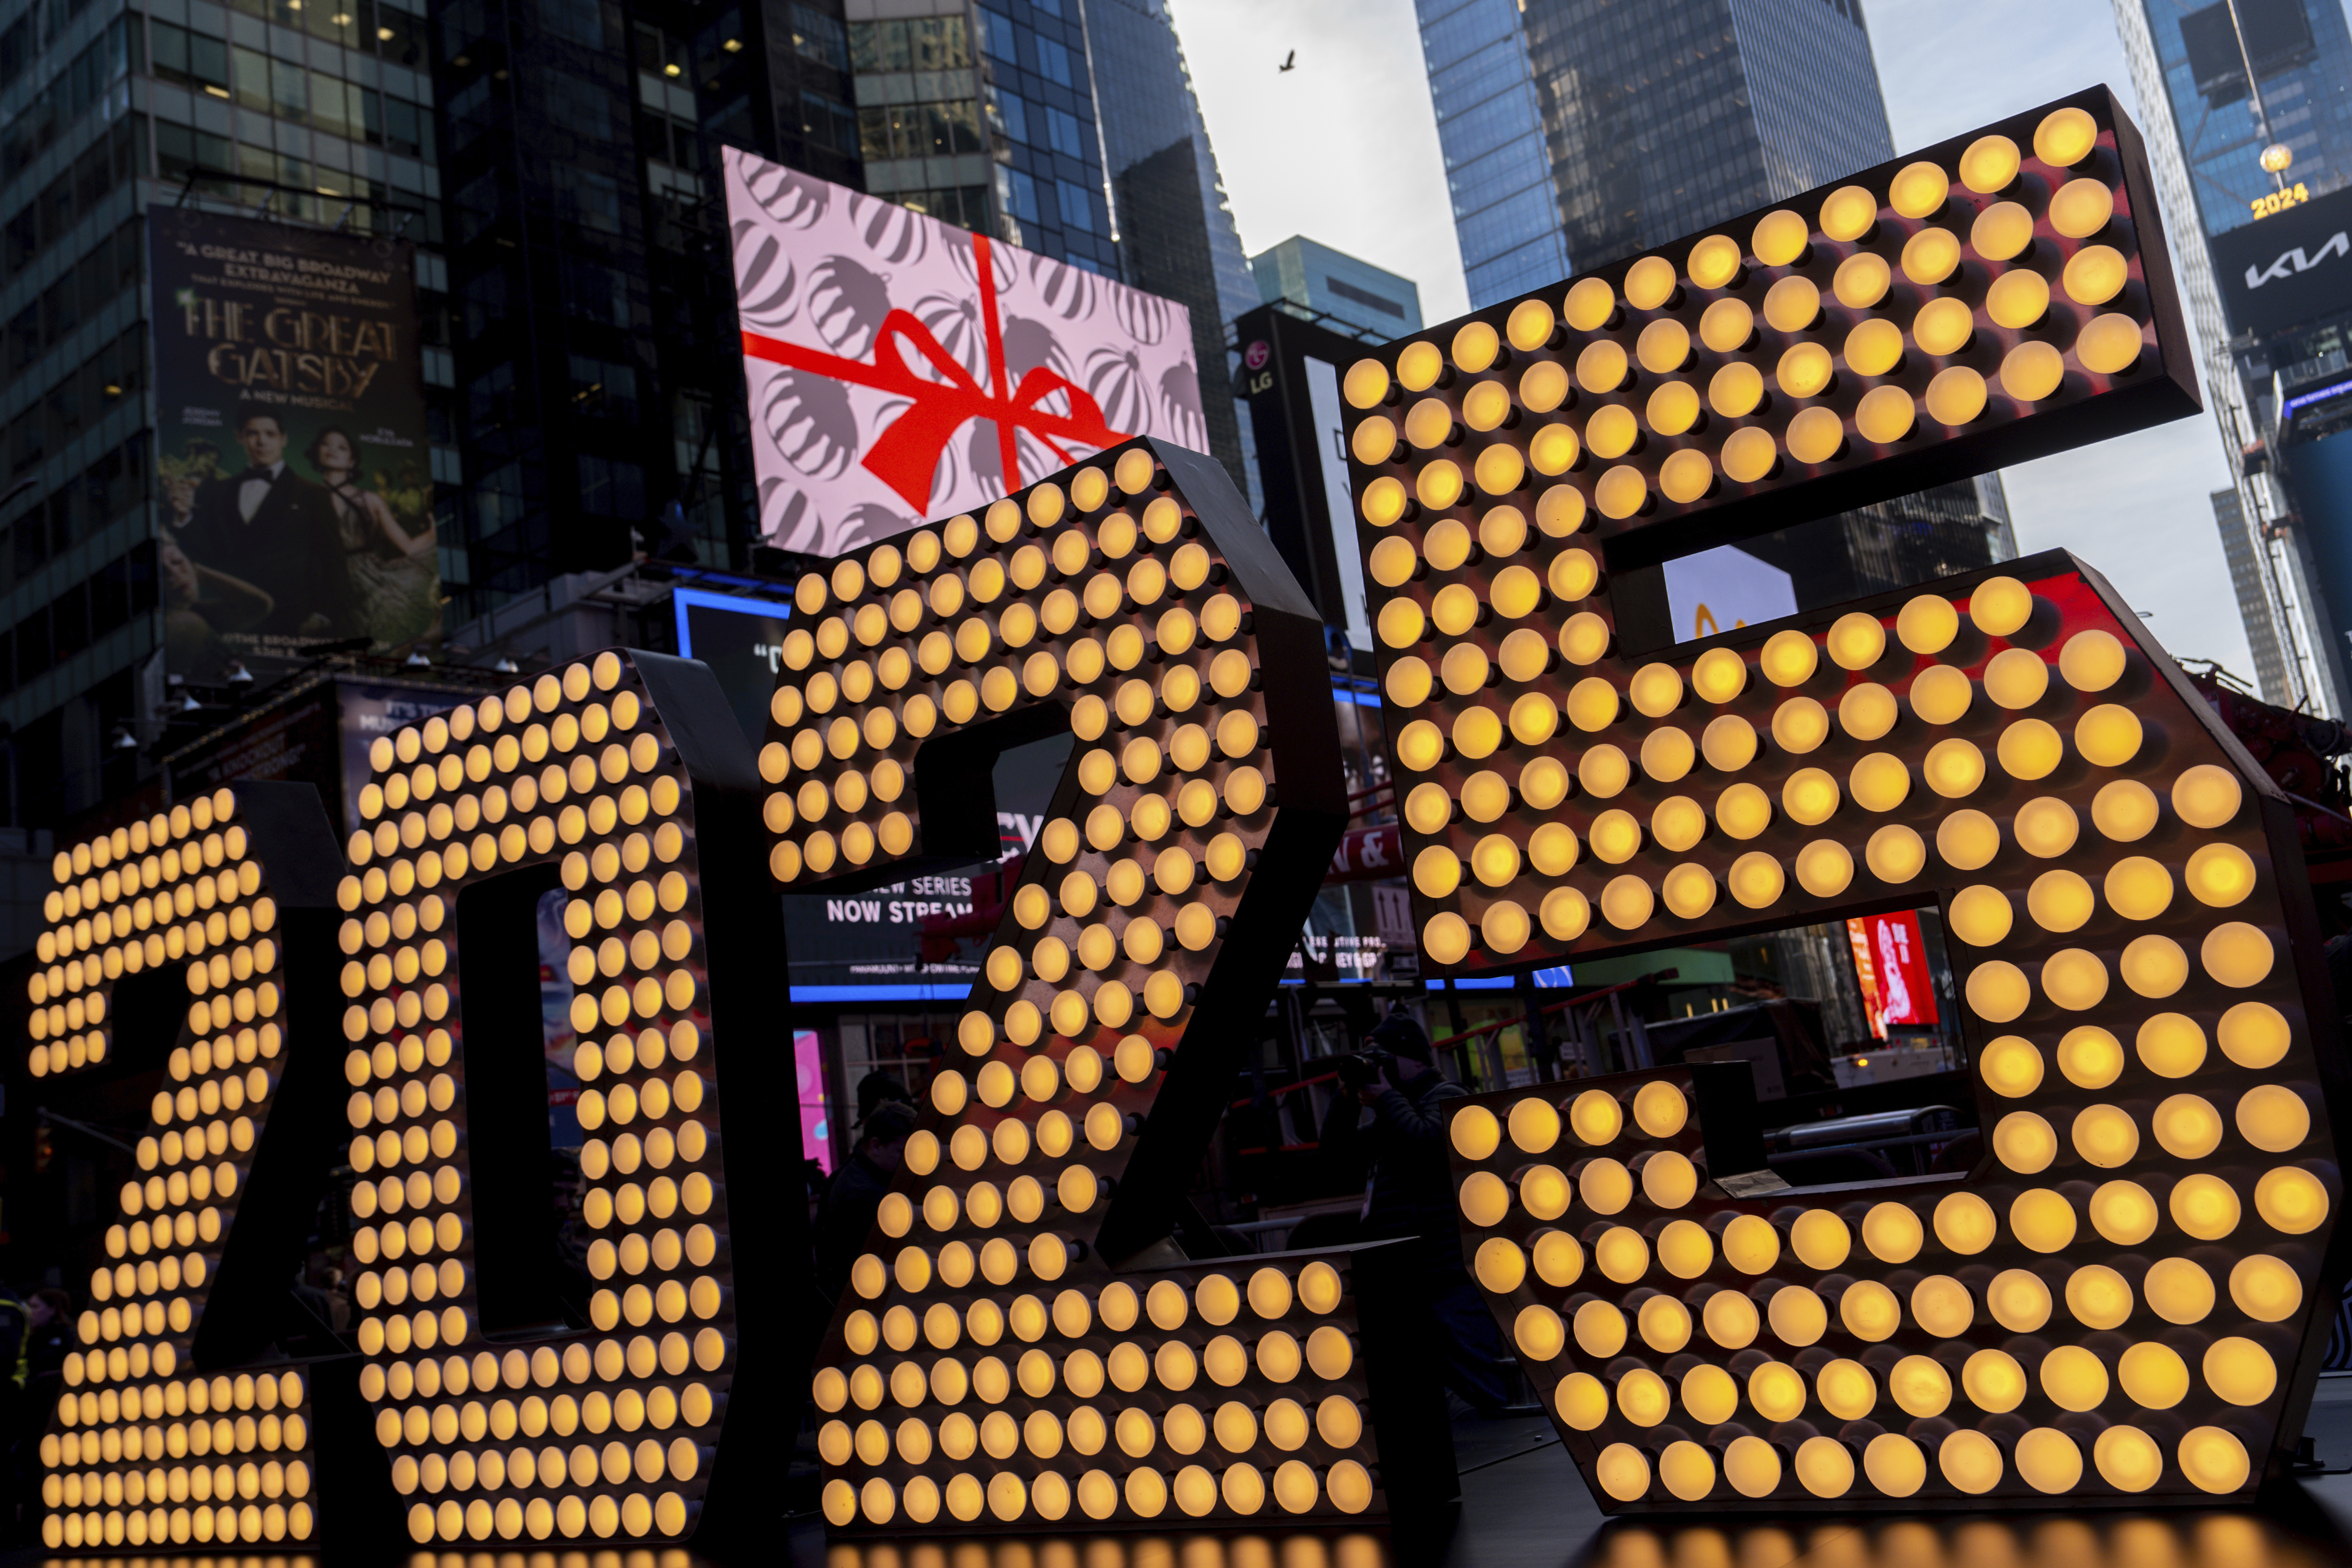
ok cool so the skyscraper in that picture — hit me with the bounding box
[0,0,1267,830]
[1413,0,2014,602]
[1517,0,1892,273]
[2114,0,2352,711]
[1418,0,1566,306]
[0,0,452,821]
[1078,0,1257,495]
[1249,235,1423,340]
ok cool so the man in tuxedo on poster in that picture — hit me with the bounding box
[179,407,354,638]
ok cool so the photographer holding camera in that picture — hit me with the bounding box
[1317,1009,1509,1417]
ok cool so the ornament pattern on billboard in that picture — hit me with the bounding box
[725,149,1205,557]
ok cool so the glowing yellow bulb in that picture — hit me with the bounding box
[1961,131,2022,191]
[1971,198,2034,258]
[2173,762,2244,826]
[2034,104,2099,166]
[2203,921,2275,987]
[2079,312,2145,375]
[2063,244,2127,306]
[1699,295,1753,352]
[1914,296,1974,356]
[1819,184,1877,241]
[1900,225,1961,285]
[1764,274,1821,332]
[1833,250,1891,310]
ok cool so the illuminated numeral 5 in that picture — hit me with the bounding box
[773,438,1456,1532]
[1384,554,2342,1507]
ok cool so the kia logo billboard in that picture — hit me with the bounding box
[2213,182,2352,339]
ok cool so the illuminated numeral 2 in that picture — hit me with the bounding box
[775,439,1457,1531]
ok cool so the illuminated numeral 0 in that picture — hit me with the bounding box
[337,650,796,1545]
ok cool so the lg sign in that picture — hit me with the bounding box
[2214,182,2352,338]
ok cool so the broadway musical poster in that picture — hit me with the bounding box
[150,208,439,679]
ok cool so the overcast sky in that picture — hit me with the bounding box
[1167,0,2265,682]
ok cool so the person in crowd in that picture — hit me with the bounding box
[813,1101,917,1303]
[308,426,440,645]
[1318,1009,1511,1416]
[854,1070,913,1127]
[178,410,352,638]
[14,1289,69,1535]
[21,1293,67,1383]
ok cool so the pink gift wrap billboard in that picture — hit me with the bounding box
[723,147,1206,553]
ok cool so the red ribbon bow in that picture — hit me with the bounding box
[741,233,1126,514]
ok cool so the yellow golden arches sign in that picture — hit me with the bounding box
[1341,91,2347,1513]
[775,438,1453,1534]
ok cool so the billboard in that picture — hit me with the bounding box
[673,584,797,740]
[724,147,1202,554]
[2212,181,2352,338]
[1844,911,1941,1040]
[149,209,437,679]
[1235,302,1383,651]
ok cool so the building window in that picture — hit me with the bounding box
[561,257,629,327]
[472,461,527,539]
[1327,276,1405,318]
[850,15,970,71]
[858,101,982,162]
[997,165,1038,225]
[986,84,1028,147]
[1055,177,1094,232]
[558,167,623,234]
[149,21,230,96]
[153,122,234,188]
[576,454,644,517]
[568,355,639,422]
[801,92,857,156]
[1045,106,1086,159]
[537,0,606,49]
[1035,37,1073,87]
[792,3,848,71]
[463,269,505,341]
[886,184,989,232]
[468,363,517,436]
[973,7,1016,63]
[455,171,503,244]
[545,74,615,143]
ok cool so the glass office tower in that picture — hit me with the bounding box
[1250,234,1423,340]
[1414,0,2012,599]
[0,0,451,819]
[1418,0,1890,306]
[2115,0,2352,711]
[1520,0,1891,273]
[1079,0,1257,495]
[1416,0,1565,306]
